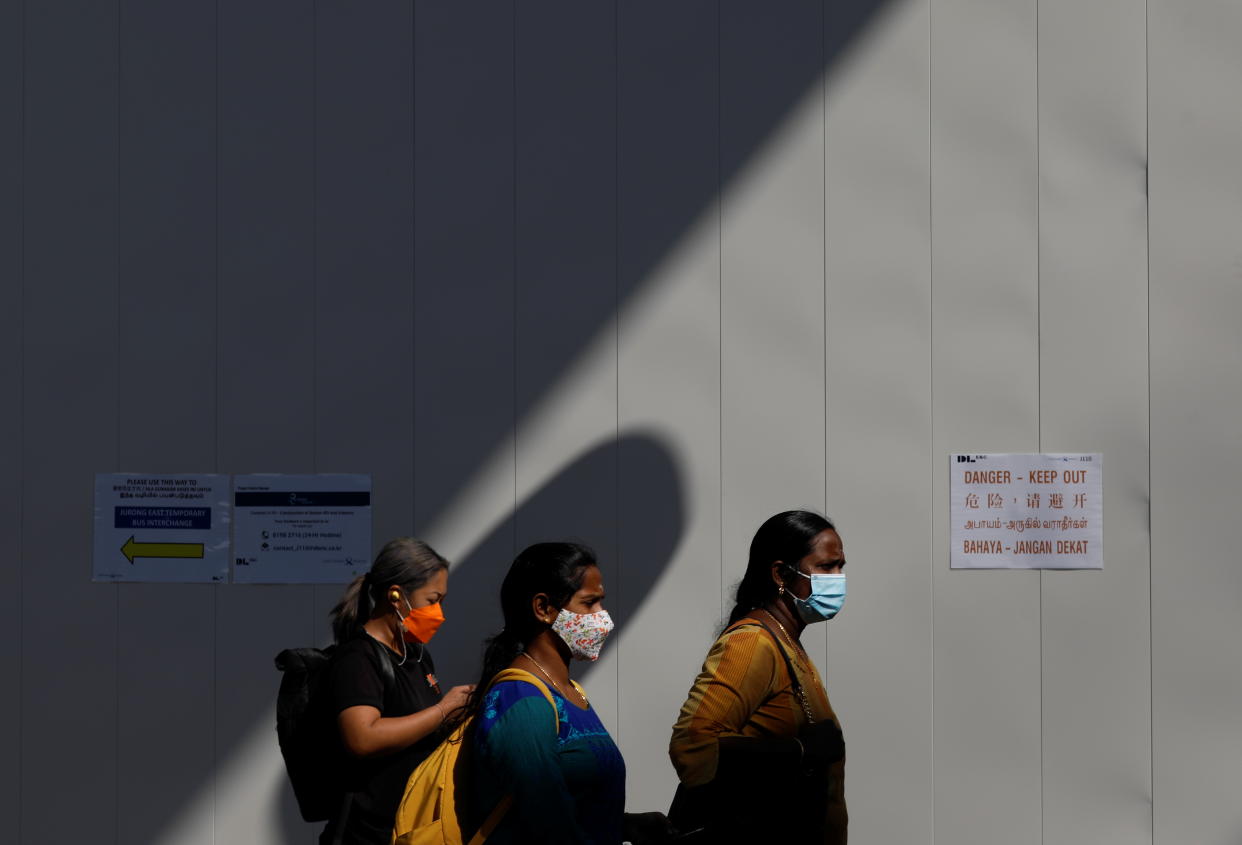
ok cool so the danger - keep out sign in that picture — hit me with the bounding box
[950,453,1102,570]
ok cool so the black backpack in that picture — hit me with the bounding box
[275,639,395,822]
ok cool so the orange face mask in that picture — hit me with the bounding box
[400,598,445,643]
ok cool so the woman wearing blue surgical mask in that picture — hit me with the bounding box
[669,511,848,845]
[462,542,626,845]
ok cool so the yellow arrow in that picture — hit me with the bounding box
[121,536,206,564]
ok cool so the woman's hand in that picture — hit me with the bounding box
[437,684,474,721]
[338,687,473,758]
[624,812,684,845]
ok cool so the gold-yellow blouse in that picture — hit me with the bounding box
[669,619,847,844]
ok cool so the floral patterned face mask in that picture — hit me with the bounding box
[550,607,615,661]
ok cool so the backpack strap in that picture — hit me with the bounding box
[467,667,563,844]
[483,667,561,734]
[358,634,397,690]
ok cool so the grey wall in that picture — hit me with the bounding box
[7,0,1242,843]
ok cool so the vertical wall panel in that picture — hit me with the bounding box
[719,0,826,665]
[314,0,414,547]
[1,0,22,829]
[616,0,719,811]
[312,0,416,655]
[931,0,1040,842]
[21,1,119,842]
[217,1,315,472]
[513,1,620,724]
[217,1,317,841]
[411,3,517,687]
[114,1,218,842]
[117,0,217,472]
[1038,2,1151,843]
[824,0,933,840]
[1150,3,1242,843]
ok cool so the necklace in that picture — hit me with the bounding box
[761,609,818,725]
[761,609,803,656]
[520,651,587,707]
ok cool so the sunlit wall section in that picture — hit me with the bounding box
[825,0,933,841]
[931,0,1043,841]
[1038,1,1151,842]
[720,0,830,673]
[1150,2,1242,844]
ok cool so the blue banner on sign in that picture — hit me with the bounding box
[234,492,371,508]
[115,506,211,530]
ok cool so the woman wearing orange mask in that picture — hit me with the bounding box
[322,537,474,845]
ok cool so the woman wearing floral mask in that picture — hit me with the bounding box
[322,537,474,845]
[669,511,849,844]
[465,542,625,845]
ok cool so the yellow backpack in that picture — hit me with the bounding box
[390,668,563,845]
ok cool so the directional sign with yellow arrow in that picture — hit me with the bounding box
[120,535,206,564]
[94,473,230,583]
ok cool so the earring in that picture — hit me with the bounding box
[778,584,785,595]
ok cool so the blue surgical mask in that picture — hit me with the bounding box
[787,571,846,624]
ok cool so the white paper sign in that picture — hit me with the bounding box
[93,473,231,582]
[232,474,372,583]
[950,453,1102,569]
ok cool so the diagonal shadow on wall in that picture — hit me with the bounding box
[103,2,897,843]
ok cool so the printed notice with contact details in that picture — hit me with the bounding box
[232,473,372,584]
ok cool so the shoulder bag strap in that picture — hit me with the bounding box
[731,618,814,724]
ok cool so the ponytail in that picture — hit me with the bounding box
[329,538,448,644]
[445,629,524,734]
[478,630,524,693]
[330,574,368,644]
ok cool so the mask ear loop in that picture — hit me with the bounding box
[779,564,808,614]
[396,594,426,665]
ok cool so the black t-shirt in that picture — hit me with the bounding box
[323,633,443,844]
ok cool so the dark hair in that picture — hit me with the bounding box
[330,537,449,643]
[725,510,836,626]
[464,542,596,720]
